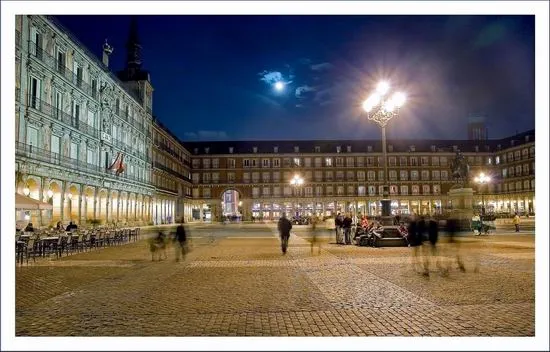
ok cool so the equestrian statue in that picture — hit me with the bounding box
[450,150,470,188]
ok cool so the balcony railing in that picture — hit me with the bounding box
[28,41,94,98]
[153,161,189,181]
[16,141,149,184]
[27,96,99,138]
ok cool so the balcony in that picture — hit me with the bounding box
[153,161,189,181]
[28,42,93,98]
[27,96,99,138]
[16,142,148,184]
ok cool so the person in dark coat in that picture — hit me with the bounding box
[416,216,429,276]
[66,221,78,231]
[24,222,35,232]
[334,212,344,244]
[446,217,466,273]
[277,213,292,254]
[427,218,443,273]
[342,213,353,245]
[174,222,188,262]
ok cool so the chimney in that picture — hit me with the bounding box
[102,39,114,67]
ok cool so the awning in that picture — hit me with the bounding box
[15,193,53,210]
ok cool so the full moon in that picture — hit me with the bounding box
[274,81,284,91]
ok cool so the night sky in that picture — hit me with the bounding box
[56,15,535,141]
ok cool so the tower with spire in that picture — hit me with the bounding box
[117,16,154,114]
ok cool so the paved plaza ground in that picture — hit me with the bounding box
[14,224,535,338]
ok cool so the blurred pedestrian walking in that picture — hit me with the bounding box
[310,215,321,255]
[335,212,344,244]
[445,216,466,274]
[174,220,188,262]
[513,213,521,232]
[278,212,292,254]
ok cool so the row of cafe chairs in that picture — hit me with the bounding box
[16,227,141,265]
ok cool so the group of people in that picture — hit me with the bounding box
[334,213,354,245]
[150,220,189,262]
[407,214,468,277]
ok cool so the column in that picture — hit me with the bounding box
[60,186,66,222]
[116,191,121,222]
[125,193,130,222]
[81,190,85,224]
[199,205,203,222]
[93,188,98,220]
[106,191,111,223]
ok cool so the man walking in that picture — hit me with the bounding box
[513,213,521,232]
[278,213,292,254]
[174,221,188,262]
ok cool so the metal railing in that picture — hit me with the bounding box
[27,96,99,138]
[16,142,149,184]
[28,41,94,98]
[153,161,190,182]
[45,15,144,105]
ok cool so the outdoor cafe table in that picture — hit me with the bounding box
[39,236,60,257]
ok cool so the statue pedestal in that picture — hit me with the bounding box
[448,188,474,228]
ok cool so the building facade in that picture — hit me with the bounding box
[15,15,155,226]
[152,118,193,224]
[14,15,535,226]
[183,131,535,221]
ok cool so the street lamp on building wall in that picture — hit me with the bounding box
[362,81,406,222]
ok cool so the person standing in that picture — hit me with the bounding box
[277,213,292,254]
[174,221,188,262]
[513,213,521,232]
[335,212,344,244]
[343,213,353,245]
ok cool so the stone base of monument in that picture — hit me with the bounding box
[447,187,475,231]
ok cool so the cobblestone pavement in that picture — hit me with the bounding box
[15,226,534,337]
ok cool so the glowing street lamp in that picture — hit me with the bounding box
[362,81,407,221]
[474,172,491,216]
[290,174,304,186]
[46,189,54,199]
[23,186,30,196]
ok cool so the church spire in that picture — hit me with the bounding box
[125,16,142,70]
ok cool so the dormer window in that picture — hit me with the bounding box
[367,146,373,152]
[294,146,299,153]
[475,146,479,152]
[525,135,530,142]
[388,145,393,152]
[431,145,436,152]
[409,145,415,152]
[229,147,234,154]
[253,146,258,153]
[347,145,352,153]
[453,145,458,152]
[204,147,210,154]
[274,146,279,153]
[511,140,515,146]
[336,146,341,153]
[194,148,198,154]
[315,146,321,153]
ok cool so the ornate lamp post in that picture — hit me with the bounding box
[290,174,304,218]
[474,172,491,218]
[362,82,406,223]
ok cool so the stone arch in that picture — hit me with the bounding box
[220,187,243,220]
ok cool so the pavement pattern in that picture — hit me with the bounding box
[15,225,534,337]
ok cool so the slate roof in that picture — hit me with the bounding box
[181,129,535,155]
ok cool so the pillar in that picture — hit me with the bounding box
[199,205,203,222]
[125,193,130,222]
[80,189,84,224]
[93,188,98,220]
[106,191,111,223]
